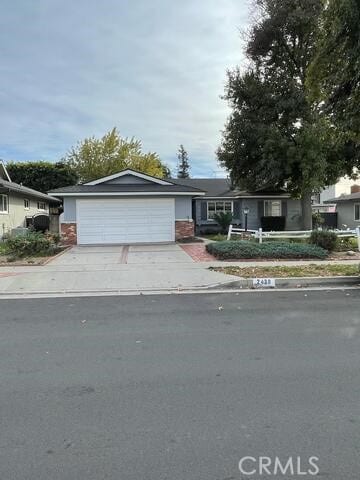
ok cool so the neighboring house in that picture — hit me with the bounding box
[319,175,359,204]
[48,169,204,245]
[0,162,60,239]
[170,178,302,234]
[324,185,360,230]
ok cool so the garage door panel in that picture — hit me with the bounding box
[77,198,175,244]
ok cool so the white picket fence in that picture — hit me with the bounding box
[227,225,360,251]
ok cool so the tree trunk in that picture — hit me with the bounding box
[301,191,313,230]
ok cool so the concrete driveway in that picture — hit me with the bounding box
[0,244,237,296]
[50,244,194,266]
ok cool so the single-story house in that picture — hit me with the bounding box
[49,169,303,245]
[0,162,61,239]
[48,169,205,245]
[325,185,360,230]
[170,178,303,235]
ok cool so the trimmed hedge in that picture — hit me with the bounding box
[206,240,328,260]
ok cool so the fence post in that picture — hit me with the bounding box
[227,224,233,241]
[258,227,263,244]
[356,227,360,252]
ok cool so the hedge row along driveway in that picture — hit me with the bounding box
[206,241,328,260]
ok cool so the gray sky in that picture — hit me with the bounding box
[0,0,249,177]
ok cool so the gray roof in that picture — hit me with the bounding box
[169,178,237,197]
[0,179,61,203]
[169,178,290,198]
[325,192,360,203]
[48,183,204,195]
[48,175,289,198]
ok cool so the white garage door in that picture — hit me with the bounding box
[77,198,175,244]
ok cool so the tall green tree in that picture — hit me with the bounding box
[6,161,78,193]
[307,0,360,169]
[218,0,345,228]
[64,128,169,183]
[177,145,190,178]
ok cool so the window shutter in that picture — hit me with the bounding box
[233,200,241,219]
[258,200,264,218]
[200,201,208,220]
[281,200,288,217]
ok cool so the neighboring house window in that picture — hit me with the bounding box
[0,194,9,214]
[355,204,360,221]
[264,200,282,216]
[24,199,30,210]
[207,201,233,220]
[37,201,46,211]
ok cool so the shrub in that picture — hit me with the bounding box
[206,240,328,260]
[213,212,233,234]
[335,236,358,251]
[309,230,337,251]
[312,212,325,229]
[5,231,59,258]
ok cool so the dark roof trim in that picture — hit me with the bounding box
[0,179,61,203]
[0,161,11,182]
[48,183,205,195]
[84,168,175,186]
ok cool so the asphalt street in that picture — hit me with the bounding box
[1,290,359,479]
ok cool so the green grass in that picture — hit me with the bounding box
[211,264,359,278]
[202,234,227,241]
[203,234,252,242]
[0,243,8,255]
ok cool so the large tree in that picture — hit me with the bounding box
[64,128,169,183]
[177,145,190,178]
[218,0,345,228]
[6,161,78,193]
[307,0,360,169]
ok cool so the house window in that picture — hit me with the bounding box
[24,199,30,210]
[37,201,46,211]
[0,194,8,214]
[207,201,233,220]
[264,200,282,217]
[355,204,360,221]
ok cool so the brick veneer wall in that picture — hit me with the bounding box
[175,220,194,240]
[61,221,193,244]
[61,223,77,245]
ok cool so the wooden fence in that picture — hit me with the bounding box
[227,225,360,251]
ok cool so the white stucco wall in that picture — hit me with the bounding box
[0,193,49,237]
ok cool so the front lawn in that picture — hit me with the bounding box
[211,264,359,278]
[206,240,328,260]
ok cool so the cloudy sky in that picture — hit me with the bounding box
[0,0,249,177]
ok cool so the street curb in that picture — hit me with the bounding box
[213,275,360,290]
[0,276,358,299]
